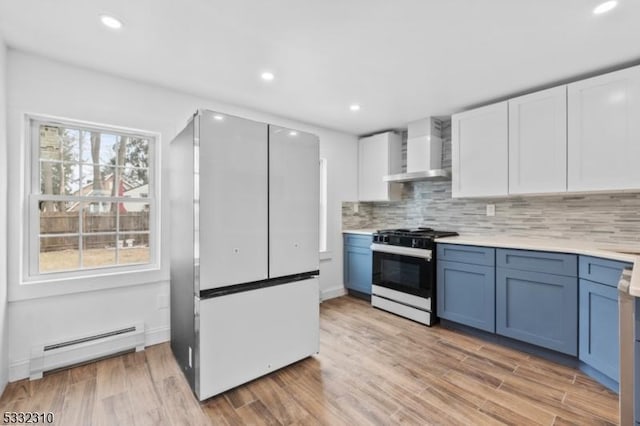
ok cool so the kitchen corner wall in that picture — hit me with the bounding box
[0,34,8,394]
[343,121,640,245]
[6,50,357,381]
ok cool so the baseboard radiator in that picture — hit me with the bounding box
[29,322,145,380]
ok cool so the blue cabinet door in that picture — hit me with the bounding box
[437,260,495,332]
[344,236,372,295]
[637,298,640,341]
[636,341,640,425]
[579,279,619,382]
[496,268,578,356]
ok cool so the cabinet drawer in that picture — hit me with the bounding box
[579,256,632,287]
[344,234,373,248]
[497,249,577,277]
[437,244,495,266]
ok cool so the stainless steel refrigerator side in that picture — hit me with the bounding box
[169,116,197,393]
[193,114,201,398]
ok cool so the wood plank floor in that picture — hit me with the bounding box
[0,296,619,425]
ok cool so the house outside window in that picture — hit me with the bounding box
[26,115,158,279]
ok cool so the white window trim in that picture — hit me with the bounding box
[319,157,328,254]
[20,113,162,291]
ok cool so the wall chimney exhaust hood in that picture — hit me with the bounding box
[383,117,451,183]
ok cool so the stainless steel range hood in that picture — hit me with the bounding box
[384,117,451,183]
[383,169,451,182]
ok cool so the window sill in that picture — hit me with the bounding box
[10,265,167,302]
[320,250,333,261]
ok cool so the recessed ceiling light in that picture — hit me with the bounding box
[213,114,224,121]
[350,104,361,112]
[261,72,275,81]
[593,1,618,15]
[100,14,123,29]
[289,131,298,136]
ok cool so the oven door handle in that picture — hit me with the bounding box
[370,243,432,261]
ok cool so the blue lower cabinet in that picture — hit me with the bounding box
[344,235,373,295]
[496,268,578,356]
[437,260,495,332]
[636,298,640,341]
[578,279,619,382]
[636,341,640,425]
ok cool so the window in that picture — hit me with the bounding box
[319,157,327,252]
[27,116,158,278]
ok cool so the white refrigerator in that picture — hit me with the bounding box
[169,110,320,400]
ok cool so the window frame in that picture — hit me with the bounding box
[23,114,161,283]
[319,157,328,253]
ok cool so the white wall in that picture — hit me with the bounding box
[0,34,8,393]
[6,50,357,380]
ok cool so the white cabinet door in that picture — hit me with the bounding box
[568,66,640,191]
[358,132,402,201]
[269,126,319,278]
[198,112,268,289]
[509,86,567,194]
[452,102,508,198]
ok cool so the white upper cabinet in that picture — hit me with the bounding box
[358,132,402,201]
[508,86,567,195]
[568,66,640,192]
[452,102,508,198]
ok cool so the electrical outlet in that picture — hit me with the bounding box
[353,203,359,213]
[486,204,496,217]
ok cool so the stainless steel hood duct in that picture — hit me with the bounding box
[383,117,451,183]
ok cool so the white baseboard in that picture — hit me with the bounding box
[321,286,347,301]
[0,361,7,396]
[145,325,170,347]
[9,360,28,382]
[9,326,171,382]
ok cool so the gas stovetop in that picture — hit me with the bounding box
[372,227,458,249]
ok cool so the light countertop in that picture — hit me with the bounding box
[342,229,377,235]
[435,235,640,297]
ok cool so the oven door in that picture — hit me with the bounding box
[371,244,433,298]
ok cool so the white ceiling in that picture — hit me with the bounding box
[1,0,639,135]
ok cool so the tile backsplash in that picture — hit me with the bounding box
[343,121,640,244]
